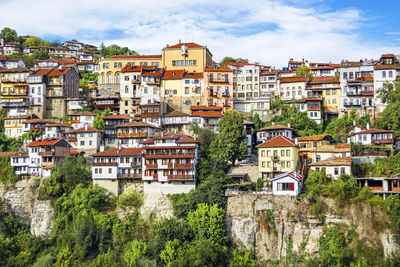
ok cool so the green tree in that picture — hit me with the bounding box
[295,64,313,80]
[160,239,180,266]
[38,156,91,198]
[171,239,228,267]
[210,110,247,166]
[123,240,147,267]
[93,109,110,131]
[229,249,256,267]
[24,36,41,47]
[0,27,18,42]
[99,44,137,58]
[318,226,353,266]
[187,203,227,245]
[384,195,400,244]
[220,57,248,65]
[32,50,50,60]
[248,112,265,129]
[0,156,20,189]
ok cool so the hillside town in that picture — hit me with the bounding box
[1,30,400,200]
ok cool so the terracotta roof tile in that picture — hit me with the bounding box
[106,54,162,60]
[121,65,144,73]
[308,76,339,85]
[115,121,158,128]
[190,105,222,111]
[30,68,52,76]
[297,135,331,142]
[184,72,203,79]
[73,111,96,116]
[257,136,297,148]
[47,68,70,77]
[165,43,203,49]
[315,144,351,153]
[163,111,190,117]
[162,70,185,80]
[279,76,307,83]
[191,111,222,118]
[204,66,232,72]
[258,125,294,131]
[103,114,131,120]
[67,126,102,133]
[309,156,352,167]
[0,152,28,157]
[28,137,63,147]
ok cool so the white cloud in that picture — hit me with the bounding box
[1,0,398,67]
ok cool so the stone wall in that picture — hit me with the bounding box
[226,194,399,261]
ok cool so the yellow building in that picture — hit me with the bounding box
[160,70,203,113]
[98,55,162,93]
[257,135,299,179]
[162,42,213,72]
[0,68,30,115]
[3,114,36,138]
[307,76,341,116]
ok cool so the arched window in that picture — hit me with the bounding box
[101,73,105,84]
[107,72,112,84]
[115,72,120,84]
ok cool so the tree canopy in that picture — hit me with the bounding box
[209,110,248,165]
[220,57,248,65]
[294,64,313,79]
[99,43,137,58]
[0,27,18,42]
[375,78,400,136]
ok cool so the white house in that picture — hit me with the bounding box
[70,111,96,129]
[66,126,103,154]
[309,156,352,179]
[256,124,294,144]
[347,125,394,146]
[271,171,303,196]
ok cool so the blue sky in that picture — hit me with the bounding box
[1,0,399,67]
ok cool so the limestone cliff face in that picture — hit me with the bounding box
[0,178,54,238]
[226,194,399,261]
[140,194,174,220]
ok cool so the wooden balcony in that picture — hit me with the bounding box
[91,162,117,166]
[67,136,77,142]
[118,173,142,179]
[39,150,55,156]
[145,153,195,159]
[131,162,141,168]
[146,163,158,169]
[153,173,158,180]
[141,112,160,117]
[117,132,147,138]
[167,175,194,181]
[174,163,194,170]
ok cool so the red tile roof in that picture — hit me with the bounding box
[374,64,400,70]
[68,126,102,133]
[223,62,255,67]
[28,138,63,147]
[0,152,28,157]
[30,68,52,76]
[315,144,350,153]
[103,114,131,120]
[297,135,330,142]
[162,70,185,80]
[190,105,222,111]
[349,128,394,136]
[279,76,307,83]
[309,156,352,167]
[204,66,232,72]
[47,68,70,77]
[106,55,162,59]
[165,42,203,49]
[141,69,163,77]
[258,125,294,131]
[184,72,203,79]
[91,147,143,157]
[0,67,29,73]
[164,111,190,117]
[257,136,297,148]
[121,65,144,73]
[115,121,158,128]
[191,111,222,118]
[308,76,339,85]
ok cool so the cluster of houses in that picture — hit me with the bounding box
[1,39,400,198]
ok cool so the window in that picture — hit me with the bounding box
[262,161,265,167]
[315,167,320,172]
[277,183,294,191]
[95,168,98,174]
[334,168,339,175]
[281,150,285,156]
[267,162,271,167]
[261,150,265,157]
[287,162,290,168]
[99,168,102,174]
[89,140,92,146]
[389,71,393,78]
[286,150,290,156]
[341,167,345,174]
[382,71,386,78]
[108,168,112,174]
[267,150,271,156]
[80,141,85,146]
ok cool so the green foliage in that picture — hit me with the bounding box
[187,203,227,246]
[170,239,229,267]
[210,110,248,165]
[172,171,232,218]
[0,156,20,189]
[248,112,265,129]
[88,248,119,267]
[160,239,180,266]
[375,79,400,136]
[24,36,50,47]
[80,70,98,93]
[38,156,91,199]
[0,27,18,42]
[93,108,110,131]
[295,64,313,80]
[123,239,147,267]
[268,105,321,136]
[32,50,50,60]
[220,56,248,65]
[264,210,278,236]
[99,43,137,58]
[318,226,354,266]
[353,154,400,177]
[384,195,400,245]
[256,178,263,191]
[117,191,143,210]
[229,249,256,267]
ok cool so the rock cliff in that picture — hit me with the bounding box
[226,194,399,261]
[0,178,54,237]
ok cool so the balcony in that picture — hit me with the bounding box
[70,119,80,123]
[361,91,374,96]
[46,91,63,97]
[153,173,158,180]
[307,106,321,111]
[167,174,194,181]
[1,78,27,83]
[67,136,77,142]
[145,153,195,159]
[141,112,160,117]
[174,163,194,170]
[132,79,141,84]
[117,132,147,138]
[94,103,119,109]
[91,162,117,166]
[48,81,63,86]
[2,101,29,108]
[209,78,229,83]
[343,102,361,107]
[131,161,141,168]
[146,163,158,169]
[346,91,362,96]
[117,173,142,179]
[146,79,160,85]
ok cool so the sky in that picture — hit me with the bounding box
[1,0,400,68]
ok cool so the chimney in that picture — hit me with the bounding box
[84,124,88,131]
[287,123,291,128]
[366,122,370,130]
[295,138,298,145]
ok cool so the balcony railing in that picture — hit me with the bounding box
[167,174,194,181]
[146,163,158,169]
[117,132,147,138]
[174,163,194,170]
[141,112,160,117]
[132,79,141,84]
[39,150,55,156]
[91,162,117,166]
[131,162,141,168]
[117,173,142,179]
